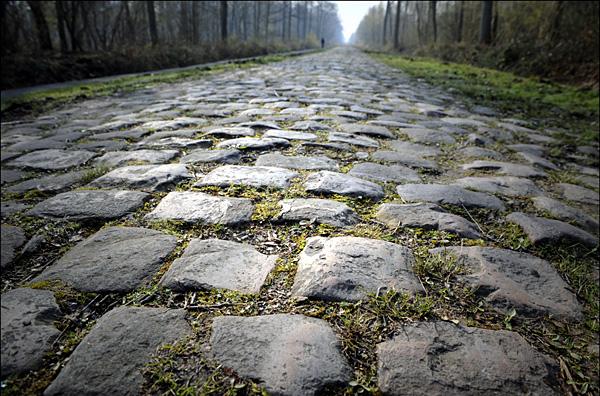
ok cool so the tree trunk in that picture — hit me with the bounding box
[265,1,271,39]
[307,1,312,37]
[180,1,189,43]
[76,1,90,50]
[479,1,493,45]
[191,1,198,44]
[492,2,499,44]
[393,1,401,49]
[230,2,236,37]
[430,1,437,43]
[383,1,390,46]
[147,1,158,46]
[108,2,125,50]
[80,2,98,51]
[401,1,408,41]
[281,1,286,40]
[220,1,228,41]
[124,1,135,45]
[457,1,464,42]
[91,2,103,50]
[316,2,323,39]
[416,2,423,45]
[253,2,260,38]
[303,2,308,39]
[296,2,301,39]
[65,1,82,52]
[55,1,69,52]
[242,2,248,41]
[287,0,292,41]
[1,1,13,54]
[550,1,564,42]
[162,1,173,43]
[27,1,53,51]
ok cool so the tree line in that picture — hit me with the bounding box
[1,1,344,55]
[351,1,599,71]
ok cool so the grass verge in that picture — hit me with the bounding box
[371,52,599,145]
[0,52,306,121]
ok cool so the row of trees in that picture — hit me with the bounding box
[351,1,599,64]
[1,1,344,55]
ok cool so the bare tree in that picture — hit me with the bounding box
[230,2,237,37]
[307,1,312,37]
[287,1,292,41]
[180,1,189,43]
[550,1,565,42]
[281,1,287,40]
[393,1,401,49]
[241,2,248,40]
[295,2,301,39]
[479,0,493,44]
[27,1,52,51]
[253,1,260,38]
[146,1,158,46]
[401,0,408,42]
[80,2,98,50]
[264,1,270,39]
[124,1,135,45]
[492,2,499,44]
[383,1,391,46]
[302,1,309,39]
[415,1,423,45]
[63,1,82,51]
[190,1,198,43]
[456,0,464,42]
[3,1,344,58]
[429,0,437,43]
[55,1,68,52]
[220,1,228,41]
[316,2,323,39]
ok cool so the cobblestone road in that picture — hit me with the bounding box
[1,47,598,395]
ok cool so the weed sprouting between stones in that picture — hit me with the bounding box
[142,322,268,396]
[80,166,111,184]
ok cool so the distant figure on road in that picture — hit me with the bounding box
[321,38,325,48]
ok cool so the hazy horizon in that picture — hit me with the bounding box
[334,1,378,42]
